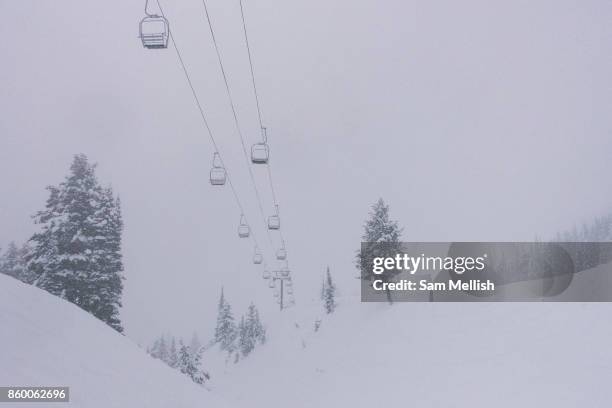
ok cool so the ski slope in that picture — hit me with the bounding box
[0,273,230,408]
[3,265,612,408]
[211,266,612,407]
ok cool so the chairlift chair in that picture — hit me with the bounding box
[140,15,169,49]
[263,269,271,279]
[251,143,269,164]
[251,127,270,164]
[238,215,250,238]
[268,278,275,288]
[268,204,280,230]
[253,252,263,265]
[210,152,226,185]
[276,248,287,260]
[280,268,290,278]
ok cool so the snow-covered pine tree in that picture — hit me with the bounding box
[26,154,124,332]
[168,337,178,368]
[89,188,124,332]
[157,335,169,364]
[238,316,251,356]
[355,198,403,303]
[178,343,208,385]
[320,276,326,301]
[0,242,34,283]
[238,303,266,358]
[214,288,237,352]
[178,343,191,374]
[249,303,266,345]
[323,266,337,314]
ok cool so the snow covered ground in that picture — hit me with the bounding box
[0,273,230,408]
[3,264,612,407]
[210,266,612,407]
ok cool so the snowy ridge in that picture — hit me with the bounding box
[0,273,230,408]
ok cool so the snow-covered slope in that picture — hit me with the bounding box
[211,265,612,407]
[0,273,230,408]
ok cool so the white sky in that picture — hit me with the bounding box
[1,0,611,344]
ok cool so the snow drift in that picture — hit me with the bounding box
[211,264,612,407]
[0,273,229,408]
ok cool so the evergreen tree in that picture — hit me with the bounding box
[168,337,178,368]
[320,276,326,301]
[157,335,169,364]
[26,154,124,332]
[238,303,266,357]
[248,303,266,345]
[322,266,337,314]
[355,198,403,303]
[238,316,250,356]
[178,343,208,385]
[214,288,237,352]
[0,242,34,283]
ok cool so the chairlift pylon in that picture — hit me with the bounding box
[210,152,227,186]
[238,214,250,238]
[139,0,169,49]
[251,127,270,164]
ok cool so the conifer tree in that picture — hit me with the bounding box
[246,303,266,345]
[26,154,124,331]
[0,242,34,283]
[322,267,337,314]
[356,198,403,303]
[168,337,178,368]
[238,316,250,356]
[238,303,266,357]
[214,288,237,352]
[178,343,208,385]
[158,335,169,364]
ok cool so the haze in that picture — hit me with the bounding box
[1,0,611,344]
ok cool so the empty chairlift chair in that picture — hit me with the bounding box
[210,152,227,186]
[263,269,271,279]
[276,244,287,260]
[253,247,263,264]
[251,127,270,164]
[268,205,280,230]
[238,214,250,238]
[139,1,169,49]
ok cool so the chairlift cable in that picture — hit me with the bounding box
[155,0,267,264]
[199,0,274,247]
[239,0,290,254]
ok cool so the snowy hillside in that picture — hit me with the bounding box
[0,273,230,408]
[210,264,612,407]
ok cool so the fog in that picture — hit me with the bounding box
[1,0,611,344]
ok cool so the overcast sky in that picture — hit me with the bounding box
[1,0,611,344]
